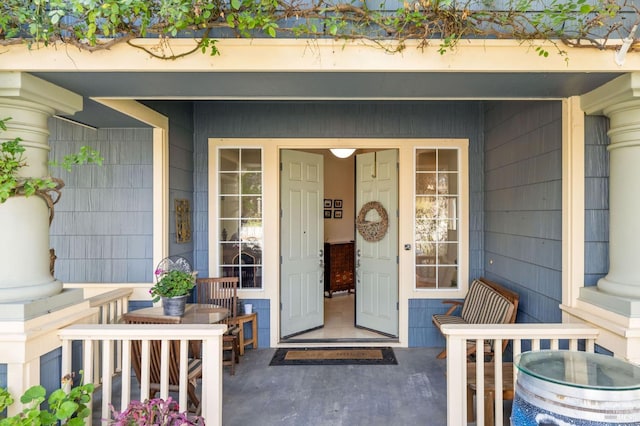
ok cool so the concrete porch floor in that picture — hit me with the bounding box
[222,347,448,426]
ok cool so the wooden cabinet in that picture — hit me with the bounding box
[324,241,355,297]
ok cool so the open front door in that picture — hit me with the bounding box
[355,150,398,336]
[280,150,324,338]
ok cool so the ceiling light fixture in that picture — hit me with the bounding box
[330,148,356,158]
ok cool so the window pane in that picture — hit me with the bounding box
[416,149,436,171]
[217,148,263,289]
[240,220,263,242]
[220,242,238,264]
[220,173,239,195]
[415,147,460,290]
[220,149,240,171]
[241,172,261,194]
[220,196,239,218]
[241,149,261,171]
[442,173,458,195]
[220,220,239,241]
[416,173,437,195]
[439,150,458,171]
[241,196,262,218]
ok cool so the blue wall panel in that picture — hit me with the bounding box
[143,101,196,265]
[49,119,154,282]
[483,101,563,324]
[584,115,609,287]
[192,101,485,346]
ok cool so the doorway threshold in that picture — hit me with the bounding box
[280,337,399,347]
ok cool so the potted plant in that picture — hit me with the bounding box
[150,269,196,316]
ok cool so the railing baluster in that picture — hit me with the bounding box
[494,343,503,426]
[101,340,114,426]
[120,340,132,412]
[58,324,226,426]
[475,339,484,426]
[441,324,600,426]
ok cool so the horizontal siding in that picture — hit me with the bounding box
[193,100,486,280]
[484,100,562,324]
[49,118,154,283]
[584,115,610,287]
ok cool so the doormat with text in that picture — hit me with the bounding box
[269,347,397,366]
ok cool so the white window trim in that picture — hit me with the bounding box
[408,139,469,299]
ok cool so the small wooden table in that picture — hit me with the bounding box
[128,304,229,324]
[466,362,515,425]
[232,312,258,355]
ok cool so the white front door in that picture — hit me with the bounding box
[355,150,399,336]
[280,150,325,338]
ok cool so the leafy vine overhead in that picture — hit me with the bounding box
[0,0,638,59]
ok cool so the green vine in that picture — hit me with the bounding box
[0,117,103,207]
[0,0,637,58]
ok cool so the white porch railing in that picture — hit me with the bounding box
[87,288,133,385]
[442,323,600,426]
[59,323,226,426]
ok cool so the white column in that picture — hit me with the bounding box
[0,72,82,303]
[582,73,640,299]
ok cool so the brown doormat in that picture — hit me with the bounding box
[269,347,397,365]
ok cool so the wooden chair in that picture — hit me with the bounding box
[195,277,241,375]
[432,278,519,360]
[120,313,202,413]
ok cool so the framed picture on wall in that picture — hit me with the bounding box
[333,199,343,208]
[334,210,343,219]
[324,209,332,219]
[324,199,333,208]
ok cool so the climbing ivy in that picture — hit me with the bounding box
[0,0,637,58]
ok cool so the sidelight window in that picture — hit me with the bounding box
[217,148,263,289]
[415,148,460,289]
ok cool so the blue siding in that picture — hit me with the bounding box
[240,299,270,349]
[484,101,563,324]
[39,348,63,411]
[143,102,196,264]
[49,119,154,282]
[193,101,485,281]
[584,116,609,287]
[408,298,463,347]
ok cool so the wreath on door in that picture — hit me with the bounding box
[356,201,389,242]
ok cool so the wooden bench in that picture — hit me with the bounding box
[432,278,519,359]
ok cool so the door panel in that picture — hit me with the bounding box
[355,150,399,336]
[280,150,324,337]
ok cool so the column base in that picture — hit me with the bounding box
[562,289,640,364]
[579,286,640,317]
[0,288,84,321]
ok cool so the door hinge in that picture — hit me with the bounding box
[280,255,283,265]
[396,302,399,310]
[280,162,283,172]
[396,255,399,264]
[280,302,283,311]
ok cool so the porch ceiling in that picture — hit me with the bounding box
[32,71,622,128]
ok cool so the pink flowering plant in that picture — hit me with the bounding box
[109,397,204,425]
[150,269,196,303]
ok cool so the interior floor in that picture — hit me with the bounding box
[292,292,388,340]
